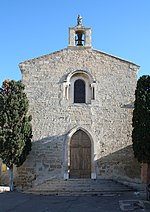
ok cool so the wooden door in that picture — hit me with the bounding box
[70,130,91,178]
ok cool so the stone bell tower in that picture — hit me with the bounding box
[68,15,92,48]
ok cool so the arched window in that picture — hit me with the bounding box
[63,70,96,104]
[74,79,85,103]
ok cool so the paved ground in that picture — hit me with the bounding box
[0,191,150,212]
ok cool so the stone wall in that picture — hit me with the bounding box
[0,160,9,185]
[16,47,141,188]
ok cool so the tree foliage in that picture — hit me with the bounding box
[0,80,32,168]
[132,75,150,163]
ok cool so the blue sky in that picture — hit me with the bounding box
[0,0,150,85]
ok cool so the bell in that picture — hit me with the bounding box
[76,31,84,46]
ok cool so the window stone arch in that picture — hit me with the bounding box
[63,70,96,104]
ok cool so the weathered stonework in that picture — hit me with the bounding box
[1,18,141,189]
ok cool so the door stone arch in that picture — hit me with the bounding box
[64,127,96,180]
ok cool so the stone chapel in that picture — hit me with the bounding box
[1,16,141,189]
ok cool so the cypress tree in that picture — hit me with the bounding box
[132,75,150,183]
[0,80,32,191]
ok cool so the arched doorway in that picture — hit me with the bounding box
[69,130,91,178]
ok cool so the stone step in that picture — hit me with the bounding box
[27,179,135,195]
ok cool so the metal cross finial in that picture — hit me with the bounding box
[77,15,82,26]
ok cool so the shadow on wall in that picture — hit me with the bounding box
[96,145,141,182]
[0,137,141,188]
[15,134,66,188]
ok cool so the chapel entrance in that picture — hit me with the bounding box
[69,130,91,178]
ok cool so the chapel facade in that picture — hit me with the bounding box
[8,16,141,188]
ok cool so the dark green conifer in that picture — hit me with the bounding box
[132,75,150,163]
[0,80,32,190]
